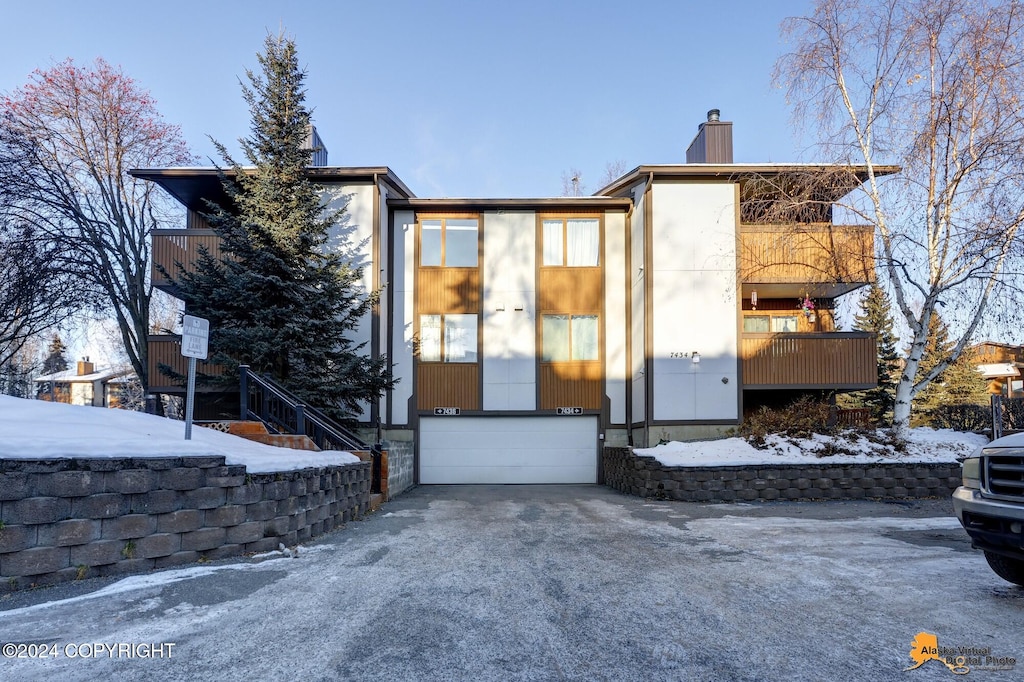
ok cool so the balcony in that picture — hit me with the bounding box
[148,335,226,393]
[740,224,874,299]
[741,332,877,390]
[151,229,222,292]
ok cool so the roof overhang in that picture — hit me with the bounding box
[597,163,901,203]
[129,166,416,212]
[978,363,1021,379]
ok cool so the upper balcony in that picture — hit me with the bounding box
[741,332,877,390]
[739,223,875,301]
[152,228,222,294]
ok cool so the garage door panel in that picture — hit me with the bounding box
[420,416,597,484]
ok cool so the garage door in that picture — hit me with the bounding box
[419,416,598,484]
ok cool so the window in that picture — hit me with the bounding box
[743,316,770,333]
[542,314,598,361]
[420,218,478,267]
[419,314,478,363]
[542,218,599,266]
[772,316,798,333]
[743,314,799,333]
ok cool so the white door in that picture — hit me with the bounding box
[419,416,598,484]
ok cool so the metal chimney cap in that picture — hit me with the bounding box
[707,109,721,122]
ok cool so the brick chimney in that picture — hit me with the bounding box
[77,357,94,376]
[685,109,733,164]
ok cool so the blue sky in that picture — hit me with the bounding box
[1,0,815,198]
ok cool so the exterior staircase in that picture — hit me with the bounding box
[232,366,387,511]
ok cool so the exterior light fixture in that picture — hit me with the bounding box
[750,290,758,310]
[692,352,701,364]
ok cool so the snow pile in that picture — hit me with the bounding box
[634,427,988,468]
[0,395,360,472]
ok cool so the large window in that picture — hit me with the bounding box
[420,314,478,363]
[420,218,479,267]
[542,218,599,266]
[542,314,598,361]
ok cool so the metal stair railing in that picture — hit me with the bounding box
[239,365,369,452]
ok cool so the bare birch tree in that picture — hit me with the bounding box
[776,0,1024,431]
[1,59,192,406]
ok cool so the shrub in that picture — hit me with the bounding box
[930,404,990,432]
[741,396,836,447]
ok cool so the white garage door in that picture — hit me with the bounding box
[419,416,598,484]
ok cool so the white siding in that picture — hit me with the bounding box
[604,210,627,425]
[650,182,738,421]
[391,209,416,426]
[323,183,377,421]
[482,211,537,411]
[630,181,648,422]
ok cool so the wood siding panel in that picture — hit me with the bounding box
[417,364,480,410]
[741,332,876,388]
[740,224,874,284]
[537,269,603,312]
[152,230,223,289]
[415,269,480,313]
[539,363,602,409]
[147,335,225,393]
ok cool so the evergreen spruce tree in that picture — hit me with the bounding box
[42,335,69,374]
[35,334,70,401]
[170,33,394,423]
[941,346,988,406]
[911,313,955,425]
[851,282,900,425]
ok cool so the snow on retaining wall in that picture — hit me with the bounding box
[0,456,370,591]
[603,447,961,502]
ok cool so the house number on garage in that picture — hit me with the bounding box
[433,407,461,416]
[556,407,584,415]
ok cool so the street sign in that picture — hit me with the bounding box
[181,315,210,360]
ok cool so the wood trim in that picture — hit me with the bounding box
[534,213,606,412]
[413,212,483,411]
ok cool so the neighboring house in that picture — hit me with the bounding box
[34,358,131,408]
[133,111,892,484]
[972,342,1024,396]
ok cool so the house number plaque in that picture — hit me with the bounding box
[556,407,584,415]
[433,407,461,416]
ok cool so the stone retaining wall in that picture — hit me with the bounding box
[603,447,961,502]
[0,456,370,591]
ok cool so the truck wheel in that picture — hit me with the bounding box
[984,551,1024,586]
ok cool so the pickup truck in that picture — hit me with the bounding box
[953,432,1024,586]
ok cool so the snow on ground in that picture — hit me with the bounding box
[0,395,359,472]
[635,426,988,467]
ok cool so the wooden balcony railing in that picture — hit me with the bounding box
[151,229,222,290]
[741,332,877,389]
[148,334,226,393]
[740,224,874,286]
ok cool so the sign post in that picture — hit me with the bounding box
[180,315,210,440]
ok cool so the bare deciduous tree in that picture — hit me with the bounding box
[776,0,1024,431]
[1,58,192,408]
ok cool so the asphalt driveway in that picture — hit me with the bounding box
[1,485,1022,681]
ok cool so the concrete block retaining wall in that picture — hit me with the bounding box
[603,447,961,502]
[0,457,370,591]
[383,440,414,499]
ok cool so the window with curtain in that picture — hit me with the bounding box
[419,217,478,267]
[419,314,478,363]
[542,217,599,266]
[542,314,598,362]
